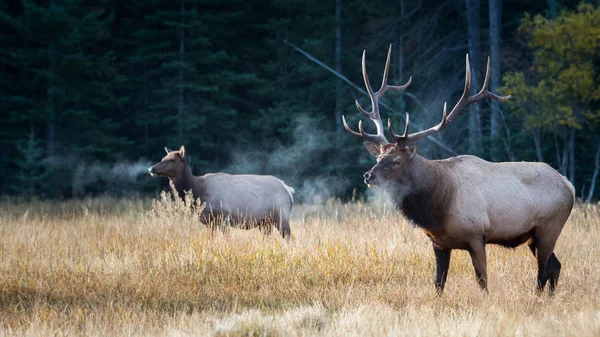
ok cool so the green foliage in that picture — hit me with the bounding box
[502,4,600,131]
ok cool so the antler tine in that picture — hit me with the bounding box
[464,54,472,98]
[392,104,449,145]
[388,113,411,143]
[470,56,511,103]
[379,45,392,96]
[477,55,492,98]
[342,115,363,137]
[342,115,389,144]
[440,102,448,129]
[343,45,413,145]
[355,50,378,118]
[377,45,413,97]
[402,112,410,137]
[446,54,510,121]
[394,54,510,146]
[355,100,372,118]
[362,50,376,99]
[438,54,471,124]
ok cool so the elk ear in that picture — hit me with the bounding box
[364,142,382,157]
[408,145,417,157]
[164,147,172,154]
[179,145,186,159]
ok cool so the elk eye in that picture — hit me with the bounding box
[382,161,394,170]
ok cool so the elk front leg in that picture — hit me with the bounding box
[433,245,452,295]
[468,239,488,291]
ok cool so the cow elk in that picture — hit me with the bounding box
[148,146,294,238]
[343,45,575,294]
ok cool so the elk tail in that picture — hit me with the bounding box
[279,179,295,203]
[563,176,575,203]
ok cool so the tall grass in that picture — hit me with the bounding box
[0,195,599,336]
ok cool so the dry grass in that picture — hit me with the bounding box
[0,193,599,336]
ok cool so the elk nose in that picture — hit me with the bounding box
[148,166,156,176]
[363,171,373,182]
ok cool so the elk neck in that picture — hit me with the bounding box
[391,155,454,231]
[169,164,198,200]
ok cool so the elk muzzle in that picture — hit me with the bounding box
[364,171,375,187]
[148,165,157,177]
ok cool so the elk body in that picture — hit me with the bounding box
[148,146,294,238]
[343,46,575,294]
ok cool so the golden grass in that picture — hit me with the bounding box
[0,194,599,336]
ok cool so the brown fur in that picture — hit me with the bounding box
[149,146,294,238]
[364,143,575,294]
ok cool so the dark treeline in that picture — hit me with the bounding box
[1,0,599,202]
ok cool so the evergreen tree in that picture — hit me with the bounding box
[120,0,265,171]
[14,130,47,198]
[0,0,129,195]
[0,0,598,199]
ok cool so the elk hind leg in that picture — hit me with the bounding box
[535,255,550,293]
[547,253,561,293]
[533,236,557,293]
[529,236,561,293]
[535,213,570,294]
[276,210,291,239]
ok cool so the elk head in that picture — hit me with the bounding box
[148,145,187,178]
[343,45,510,189]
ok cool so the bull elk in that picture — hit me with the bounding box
[148,146,294,238]
[343,45,575,294]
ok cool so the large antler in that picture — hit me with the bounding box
[342,44,412,145]
[388,54,511,146]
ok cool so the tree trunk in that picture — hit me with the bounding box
[568,127,575,187]
[178,0,185,141]
[334,0,342,135]
[396,0,405,84]
[586,139,600,203]
[466,0,482,156]
[554,133,565,175]
[143,61,149,152]
[488,0,502,161]
[27,127,34,197]
[414,0,422,75]
[547,0,558,18]
[533,128,544,162]
[561,135,567,175]
[47,46,56,159]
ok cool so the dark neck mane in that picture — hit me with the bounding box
[391,156,454,231]
[169,165,196,200]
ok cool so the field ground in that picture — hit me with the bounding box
[1,194,599,336]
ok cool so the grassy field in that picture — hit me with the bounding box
[1,193,599,336]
